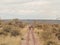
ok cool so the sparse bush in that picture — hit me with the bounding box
[37,32,39,34]
[55,33,60,36]
[0,32,7,36]
[55,33,60,40]
[8,22,12,25]
[35,24,43,29]
[52,28,57,33]
[19,24,25,28]
[54,24,59,27]
[21,38,24,40]
[1,43,7,45]
[45,41,57,45]
[41,31,52,41]
[3,28,11,33]
[0,32,4,35]
[11,30,20,37]
[58,28,60,32]
[58,36,60,40]
[47,41,53,45]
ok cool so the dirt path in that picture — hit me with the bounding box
[21,26,40,45]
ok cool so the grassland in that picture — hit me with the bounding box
[0,19,60,45]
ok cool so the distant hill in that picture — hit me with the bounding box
[1,19,60,24]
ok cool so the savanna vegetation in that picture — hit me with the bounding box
[0,19,60,45]
[34,23,60,45]
[0,19,28,45]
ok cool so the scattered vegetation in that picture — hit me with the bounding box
[10,30,20,37]
[0,32,6,35]
[0,43,7,45]
[0,19,60,45]
[34,23,60,45]
[0,19,27,45]
[41,31,52,41]
[44,41,58,45]
[21,38,24,40]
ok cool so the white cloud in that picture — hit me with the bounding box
[0,0,36,4]
[0,0,60,19]
[22,1,49,6]
[0,8,35,14]
[18,10,35,13]
[0,1,50,14]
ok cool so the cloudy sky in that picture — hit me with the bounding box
[0,0,60,19]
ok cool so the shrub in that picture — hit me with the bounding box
[0,32,7,36]
[1,43,7,45]
[55,33,60,36]
[54,24,59,27]
[11,30,20,37]
[52,28,57,33]
[46,41,57,45]
[3,26,12,33]
[35,24,42,29]
[3,28,11,33]
[8,22,12,25]
[41,31,52,41]
[0,32,4,35]
[58,36,60,40]
[21,38,24,40]
[47,41,53,45]
[55,33,60,40]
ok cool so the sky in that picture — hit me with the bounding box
[0,0,60,19]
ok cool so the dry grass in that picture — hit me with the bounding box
[34,24,60,45]
[0,19,27,45]
[0,19,60,45]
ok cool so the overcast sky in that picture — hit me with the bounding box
[0,0,60,19]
